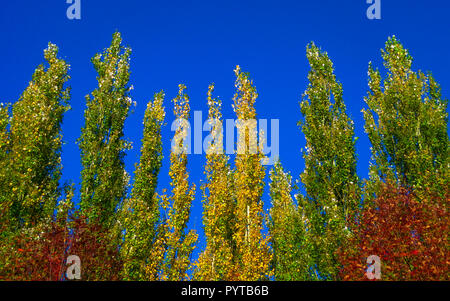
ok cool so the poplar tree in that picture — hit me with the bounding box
[232,66,271,281]
[297,43,360,280]
[120,92,165,280]
[363,36,449,200]
[78,32,132,226]
[161,85,197,281]
[196,84,235,280]
[269,161,308,280]
[5,44,70,228]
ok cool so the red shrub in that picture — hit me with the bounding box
[0,214,122,281]
[338,185,449,281]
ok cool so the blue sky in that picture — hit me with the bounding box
[1,0,449,257]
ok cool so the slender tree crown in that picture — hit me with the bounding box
[196,84,235,280]
[160,84,197,281]
[232,66,272,281]
[120,91,166,280]
[78,32,132,226]
[364,36,449,200]
[5,44,70,228]
[297,43,360,280]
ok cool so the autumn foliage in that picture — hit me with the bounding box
[338,185,449,281]
[0,32,448,281]
[0,214,122,281]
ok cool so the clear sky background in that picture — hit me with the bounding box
[1,0,449,258]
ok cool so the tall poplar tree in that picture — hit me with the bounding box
[161,85,197,281]
[297,43,360,280]
[196,84,235,280]
[120,92,165,280]
[78,32,132,226]
[5,44,70,228]
[269,161,308,280]
[363,36,449,200]
[232,66,271,281]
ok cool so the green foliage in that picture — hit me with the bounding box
[3,44,70,229]
[120,91,166,280]
[78,32,132,226]
[269,161,309,280]
[0,33,448,282]
[297,43,360,280]
[363,36,449,200]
